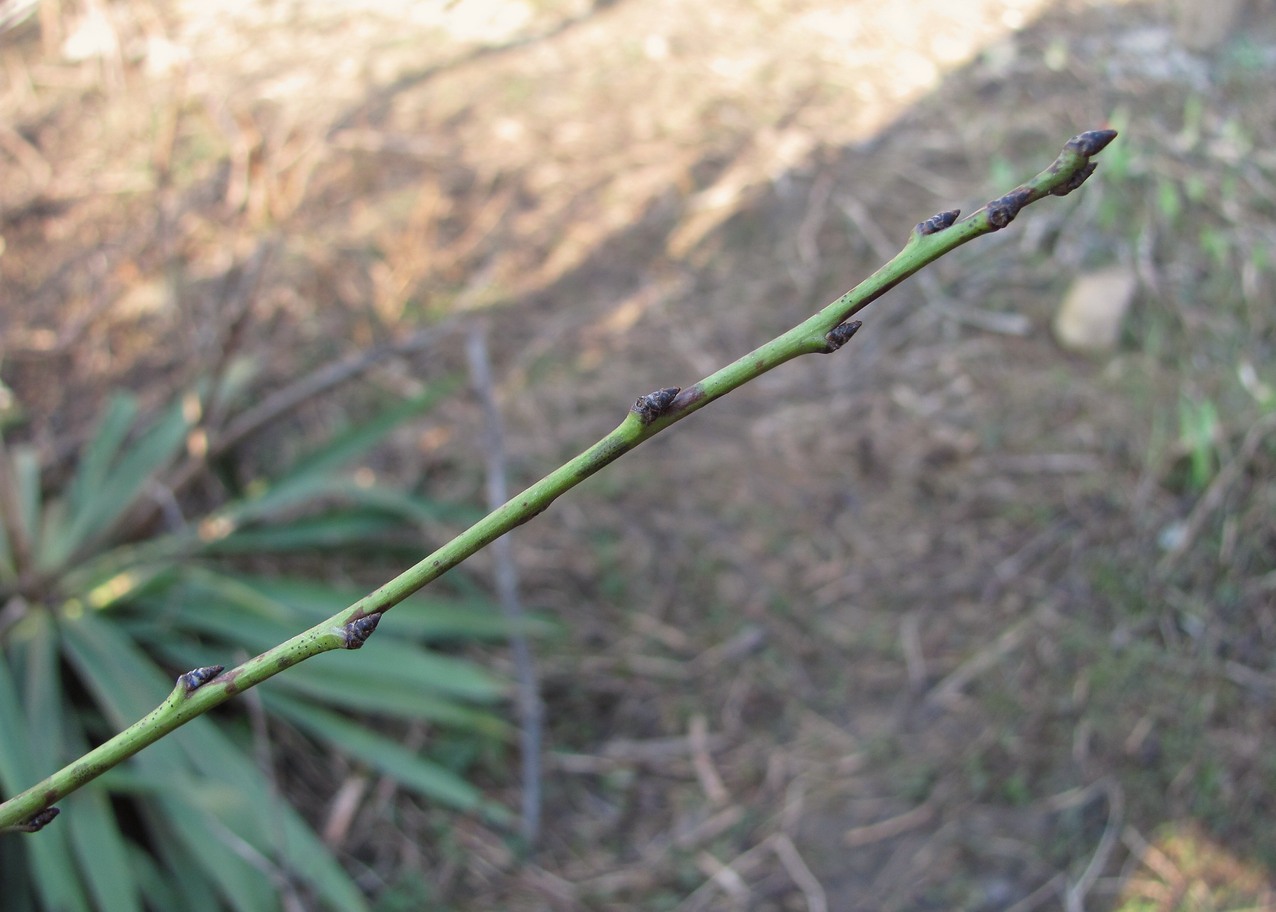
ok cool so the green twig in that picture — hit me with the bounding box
[0,129,1117,832]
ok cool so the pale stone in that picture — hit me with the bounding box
[1053,266,1138,353]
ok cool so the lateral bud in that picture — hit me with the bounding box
[340,612,382,649]
[1050,161,1098,197]
[915,209,960,236]
[985,186,1032,230]
[178,665,225,694]
[824,320,863,352]
[15,807,60,833]
[632,387,681,424]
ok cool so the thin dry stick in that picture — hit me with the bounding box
[844,801,936,847]
[899,610,927,691]
[1063,779,1124,912]
[924,612,1034,707]
[689,713,729,806]
[772,833,829,912]
[1003,873,1066,912]
[465,325,544,847]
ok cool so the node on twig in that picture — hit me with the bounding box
[632,387,681,424]
[178,665,225,694]
[824,320,863,352]
[340,613,382,649]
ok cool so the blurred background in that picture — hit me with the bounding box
[1,0,1274,909]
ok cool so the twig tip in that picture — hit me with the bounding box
[1067,129,1119,158]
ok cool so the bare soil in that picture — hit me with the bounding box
[3,0,1276,909]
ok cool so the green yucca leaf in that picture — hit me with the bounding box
[135,804,241,912]
[214,473,373,529]
[56,549,189,615]
[278,384,455,484]
[161,597,507,703]
[179,572,376,621]
[65,393,140,518]
[5,377,508,911]
[207,486,481,555]
[59,611,370,911]
[58,611,179,736]
[201,510,414,553]
[0,645,91,912]
[21,613,64,785]
[175,757,371,912]
[0,522,10,583]
[121,843,196,912]
[152,792,282,912]
[63,774,143,912]
[25,815,92,912]
[132,567,508,702]
[219,572,530,641]
[42,394,195,572]
[215,386,453,532]
[275,662,508,732]
[0,442,43,583]
[0,654,41,910]
[0,831,35,910]
[137,766,371,912]
[199,572,523,642]
[265,690,497,816]
[0,646,34,789]
[150,633,507,736]
[14,446,42,546]
[258,480,478,528]
[18,627,129,912]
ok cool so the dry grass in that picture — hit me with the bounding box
[3,0,1276,909]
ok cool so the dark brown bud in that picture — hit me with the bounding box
[178,665,225,693]
[985,187,1032,230]
[16,807,60,833]
[915,209,960,236]
[1050,161,1098,197]
[1066,129,1118,158]
[632,387,681,424]
[824,320,863,352]
[340,613,382,649]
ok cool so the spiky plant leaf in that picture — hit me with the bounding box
[219,384,456,531]
[2,380,512,912]
[41,394,195,572]
[194,573,529,641]
[62,770,143,912]
[264,691,500,816]
[0,640,91,912]
[65,394,141,518]
[58,610,371,912]
[0,441,43,583]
